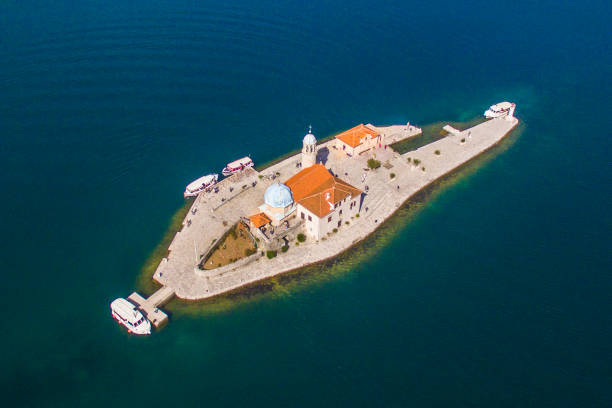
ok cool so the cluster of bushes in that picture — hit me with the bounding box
[367,158,381,170]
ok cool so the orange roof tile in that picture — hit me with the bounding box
[335,124,379,148]
[284,164,362,218]
[249,212,271,228]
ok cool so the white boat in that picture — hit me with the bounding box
[222,156,254,176]
[484,101,516,119]
[184,173,218,198]
[110,298,151,335]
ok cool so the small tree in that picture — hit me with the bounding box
[390,173,396,179]
[332,228,338,233]
[297,233,306,242]
[281,245,289,253]
[266,250,277,259]
[434,150,440,155]
[367,158,381,170]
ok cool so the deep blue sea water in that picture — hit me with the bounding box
[1,1,610,406]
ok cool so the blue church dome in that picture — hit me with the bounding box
[264,183,293,208]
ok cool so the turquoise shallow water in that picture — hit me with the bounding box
[1,0,610,406]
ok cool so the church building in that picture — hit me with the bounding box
[285,163,362,240]
[249,127,362,241]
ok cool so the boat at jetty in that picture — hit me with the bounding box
[184,173,218,197]
[222,156,254,176]
[485,101,516,118]
[110,298,151,335]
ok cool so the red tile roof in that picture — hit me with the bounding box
[249,212,271,228]
[335,124,379,148]
[284,164,362,217]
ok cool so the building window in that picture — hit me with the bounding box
[308,215,312,221]
[328,216,332,223]
[339,210,342,215]
[301,212,305,220]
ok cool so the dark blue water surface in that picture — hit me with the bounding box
[1,1,610,406]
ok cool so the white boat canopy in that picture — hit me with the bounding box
[186,174,217,191]
[492,101,513,110]
[226,156,252,169]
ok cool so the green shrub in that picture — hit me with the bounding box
[332,228,338,233]
[266,250,277,259]
[413,159,421,166]
[281,245,289,253]
[356,213,360,218]
[406,157,411,163]
[390,173,396,179]
[434,150,440,155]
[345,221,350,225]
[461,138,465,143]
[297,233,306,243]
[367,158,381,170]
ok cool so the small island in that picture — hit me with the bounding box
[127,106,518,328]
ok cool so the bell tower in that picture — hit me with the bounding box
[301,125,317,168]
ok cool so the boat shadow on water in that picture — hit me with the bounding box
[137,119,525,320]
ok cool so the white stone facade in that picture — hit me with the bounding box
[297,193,361,240]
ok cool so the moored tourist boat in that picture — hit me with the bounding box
[184,173,218,197]
[222,156,254,176]
[110,298,151,335]
[484,101,516,118]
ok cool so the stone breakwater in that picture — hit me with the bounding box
[147,117,517,303]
